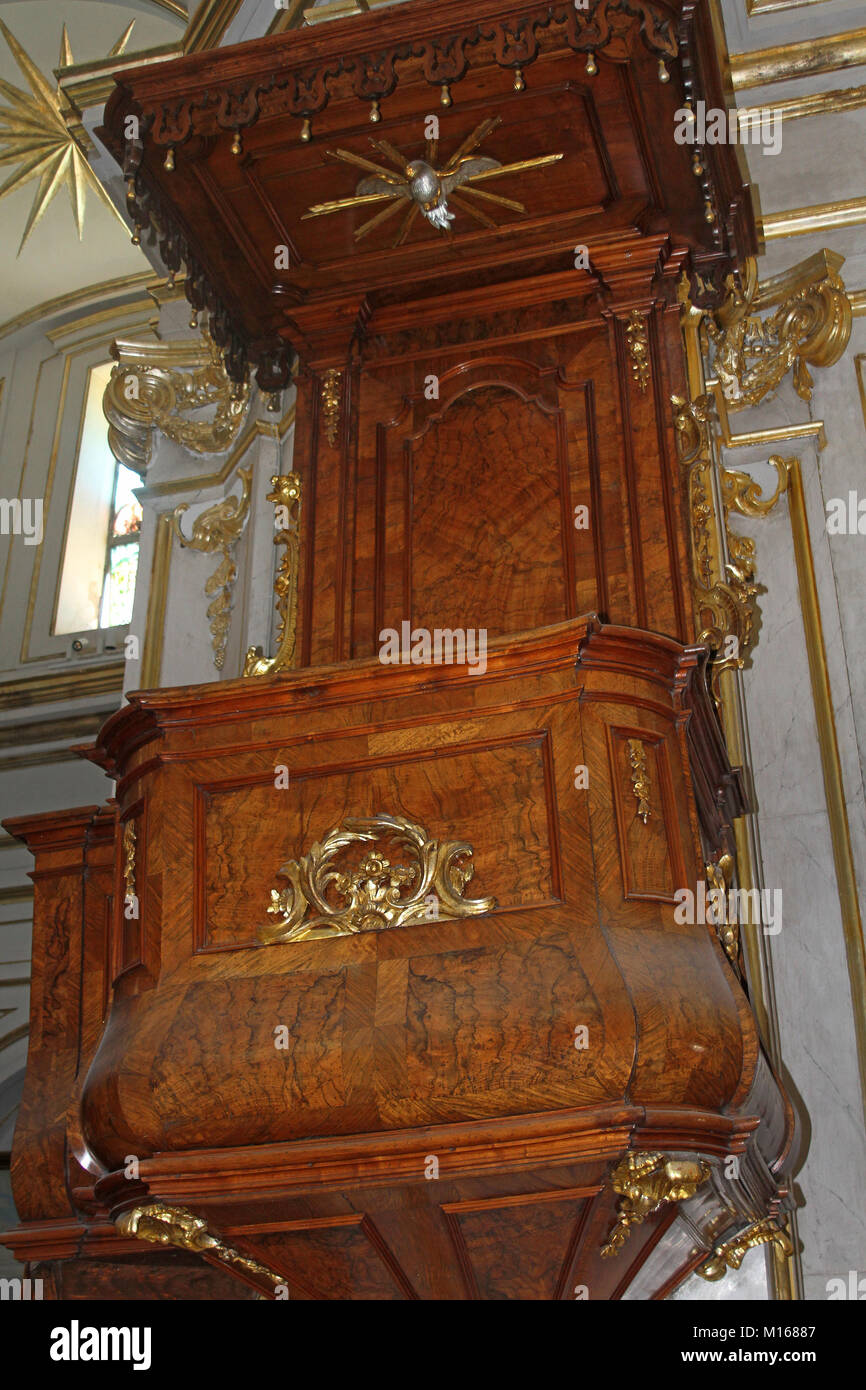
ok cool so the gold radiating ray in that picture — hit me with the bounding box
[442,116,502,172]
[0,18,134,253]
[449,190,496,228]
[393,202,419,247]
[369,137,407,172]
[323,146,404,183]
[302,190,396,219]
[460,184,527,214]
[467,152,565,183]
[354,194,405,241]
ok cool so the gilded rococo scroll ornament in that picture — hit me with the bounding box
[627,739,651,823]
[263,814,496,945]
[171,466,252,671]
[672,391,756,697]
[601,1152,711,1258]
[244,473,302,677]
[697,1216,794,1282]
[103,329,250,474]
[707,251,851,411]
[116,1203,287,1297]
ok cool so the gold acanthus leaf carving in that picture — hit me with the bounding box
[626,739,651,824]
[243,472,302,678]
[706,853,737,965]
[697,1216,794,1282]
[263,814,496,946]
[707,251,852,411]
[122,820,136,905]
[624,310,651,391]
[601,1152,711,1258]
[116,1203,287,1296]
[321,369,342,447]
[103,329,249,474]
[171,466,252,671]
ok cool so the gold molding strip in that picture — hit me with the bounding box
[856,355,866,429]
[729,28,866,91]
[737,85,866,131]
[183,0,246,53]
[760,198,866,242]
[0,272,155,343]
[781,456,866,1131]
[851,289,866,317]
[747,0,836,13]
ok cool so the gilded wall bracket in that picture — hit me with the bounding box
[600,1152,711,1258]
[707,250,851,411]
[116,1202,287,1297]
[263,813,496,945]
[171,466,252,671]
[103,328,250,474]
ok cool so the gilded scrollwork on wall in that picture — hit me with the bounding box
[103,329,250,474]
[707,251,851,412]
[171,466,252,670]
[243,472,302,677]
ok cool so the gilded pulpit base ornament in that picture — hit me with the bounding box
[601,1152,711,1258]
[697,1217,794,1282]
[263,814,496,945]
[117,1203,287,1296]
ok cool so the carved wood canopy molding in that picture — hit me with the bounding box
[98,0,744,393]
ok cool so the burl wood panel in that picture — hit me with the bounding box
[198,735,555,948]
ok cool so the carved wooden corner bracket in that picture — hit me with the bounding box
[171,465,253,671]
[116,1203,287,1298]
[600,1152,711,1258]
[263,814,496,945]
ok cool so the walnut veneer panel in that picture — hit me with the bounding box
[198,735,555,949]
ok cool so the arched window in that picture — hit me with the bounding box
[54,362,142,636]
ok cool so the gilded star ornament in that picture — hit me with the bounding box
[0,19,134,254]
[302,116,564,247]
